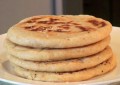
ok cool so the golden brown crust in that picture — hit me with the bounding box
[7,15,112,48]
[12,55,116,82]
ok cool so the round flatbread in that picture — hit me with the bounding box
[12,55,116,82]
[7,15,112,48]
[8,46,112,72]
[5,37,110,61]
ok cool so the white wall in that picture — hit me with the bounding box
[0,0,52,34]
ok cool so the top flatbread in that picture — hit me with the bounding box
[7,15,112,48]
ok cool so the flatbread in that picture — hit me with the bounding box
[7,15,112,48]
[5,37,110,61]
[12,55,116,82]
[8,46,112,72]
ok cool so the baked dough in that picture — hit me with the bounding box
[12,55,116,82]
[5,37,110,61]
[7,15,112,48]
[8,46,112,72]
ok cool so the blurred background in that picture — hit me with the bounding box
[0,0,120,34]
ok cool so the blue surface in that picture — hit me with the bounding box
[0,81,15,85]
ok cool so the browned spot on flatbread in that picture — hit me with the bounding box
[37,21,67,24]
[24,25,68,32]
[25,20,34,23]
[70,22,95,31]
[58,25,70,29]
[30,17,43,21]
[76,26,96,31]
[23,16,98,32]
[23,17,71,32]
[37,21,50,24]
[72,23,81,25]
[37,18,60,24]
[25,17,44,23]
[55,29,62,32]
[24,26,51,31]
[24,26,35,30]
[54,29,70,32]
[49,18,59,22]
[88,20,106,28]
[100,22,106,27]
[88,20,100,26]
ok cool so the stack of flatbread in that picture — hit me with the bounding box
[5,15,116,82]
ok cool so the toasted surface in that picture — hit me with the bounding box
[12,55,116,82]
[8,46,112,72]
[7,15,112,48]
[5,37,110,61]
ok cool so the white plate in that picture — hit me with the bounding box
[0,27,120,85]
